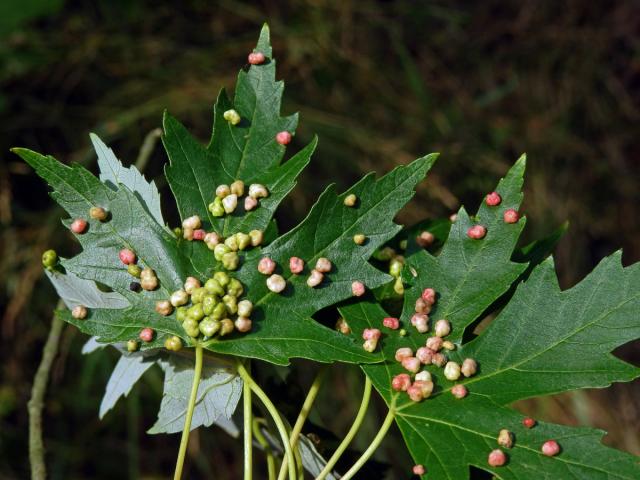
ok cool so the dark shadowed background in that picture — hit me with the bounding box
[1,1,639,479]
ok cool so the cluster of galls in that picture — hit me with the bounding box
[208,180,270,218]
[487,418,561,468]
[466,191,521,240]
[257,255,366,297]
[119,248,159,291]
[158,272,253,341]
[178,215,264,271]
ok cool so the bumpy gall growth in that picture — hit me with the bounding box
[249,229,264,246]
[442,340,455,351]
[407,384,424,402]
[248,183,269,199]
[504,208,520,224]
[126,339,139,352]
[497,429,514,449]
[415,370,432,382]
[351,281,366,297]
[155,300,173,316]
[266,274,286,293]
[230,180,244,196]
[461,358,478,377]
[315,257,332,273]
[444,361,461,381]
[362,328,381,352]
[413,380,434,398]
[485,191,502,206]
[164,336,183,351]
[416,347,434,364]
[353,233,366,245]
[70,218,88,234]
[434,319,451,337]
[335,317,351,335]
[289,256,304,274]
[258,257,276,275]
[401,356,421,374]
[421,287,436,304]
[89,206,108,221]
[391,373,412,392]
[383,317,400,330]
[276,131,292,145]
[248,51,266,65]
[343,193,357,207]
[416,230,435,248]
[395,347,413,362]
[170,290,189,307]
[467,225,487,239]
[222,194,238,214]
[244,196,258,211]
[139,327,154,342]
[412,465,426,475]
[184,276,201,294]
[426,336,443,352]
[488,449,507,467]
[72,305,88,320]
[451,384,468,399]
[234,317,252,333]
[522,417,536,429]
[432,352,447,367]
[411,313,429,333]
[193,229,206,241]
[119,248,136,265]
[307,269,324,287]
[541,440,560,457]
[182,215,201,230]
[223,109,241,125]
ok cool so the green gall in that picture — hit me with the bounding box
[214,271,230,287]
[236,232,251,250]
[199,318,221,337]
[211,302,227,320]
[223,109,241,125]
[227,278,244,297]
[224,235,239,251]
[237,299,253,317]
[204,278,225,296]
[249,229,263,247]
[219,318,235,336]
[42,249,58,269]
[222,294,238,314]
[214,243,231,261]
[209,197,225,217]
[127,264,142,278]
[182,319,200,338]
[353,234,366,245]
[126,340,139,352]
[190,287,206,304]
[202,294,218,315]
[176,306,188,322]
[222,251,239,270]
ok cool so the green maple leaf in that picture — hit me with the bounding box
[339,159,640,479]
[13,24,435,366]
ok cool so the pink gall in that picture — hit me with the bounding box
[139,327,154,343]
[70,218,88,234]
[541,440,560,457]
[504,208,520,224]
[193,229,206,241]
[467,225,487,239]
[415,297,431,314]
[487,449,507,467]
[383,317,400,330]
[416,347,434,364]
[276,131,292,145]
[119,248,136,265]
[421,288,436,304]
[432,352,447,367]
[401,356,421,373]
[258,257,276,275]
[391,373,412,392]
[426,336,443,352]
[451,384,468,399]
[352,281,366,297]
[416,231,435,248]
[362,328,381,341]
[394,347,413,362]
[413,379,434,398]
[289,256,304,274]
[485,191,502,206]
[407,384,424,402]
[248,51,266,65]
[411,313,429,333]
[412,464,426,475]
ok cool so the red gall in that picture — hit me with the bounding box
[289,256,304,274]
[451,384,468,399]
[383,317,400,330]
[119,248,136,265]
[248,51,266,65]
[467,225,487,239]
[391,373,412,392]
[485,191,502,206]
[487,449,507,467]
[504,208,520,224]
[276,131,292,145]
[541,440,560,457]
[522,417,536,429]
[258,257,276,275]
[421,287,436,304]
[139,327,154,343]
[193,229,206,241]
[351,281,366,297]
[70,218,88,234]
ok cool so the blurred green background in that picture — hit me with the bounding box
[1,1,639,478]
